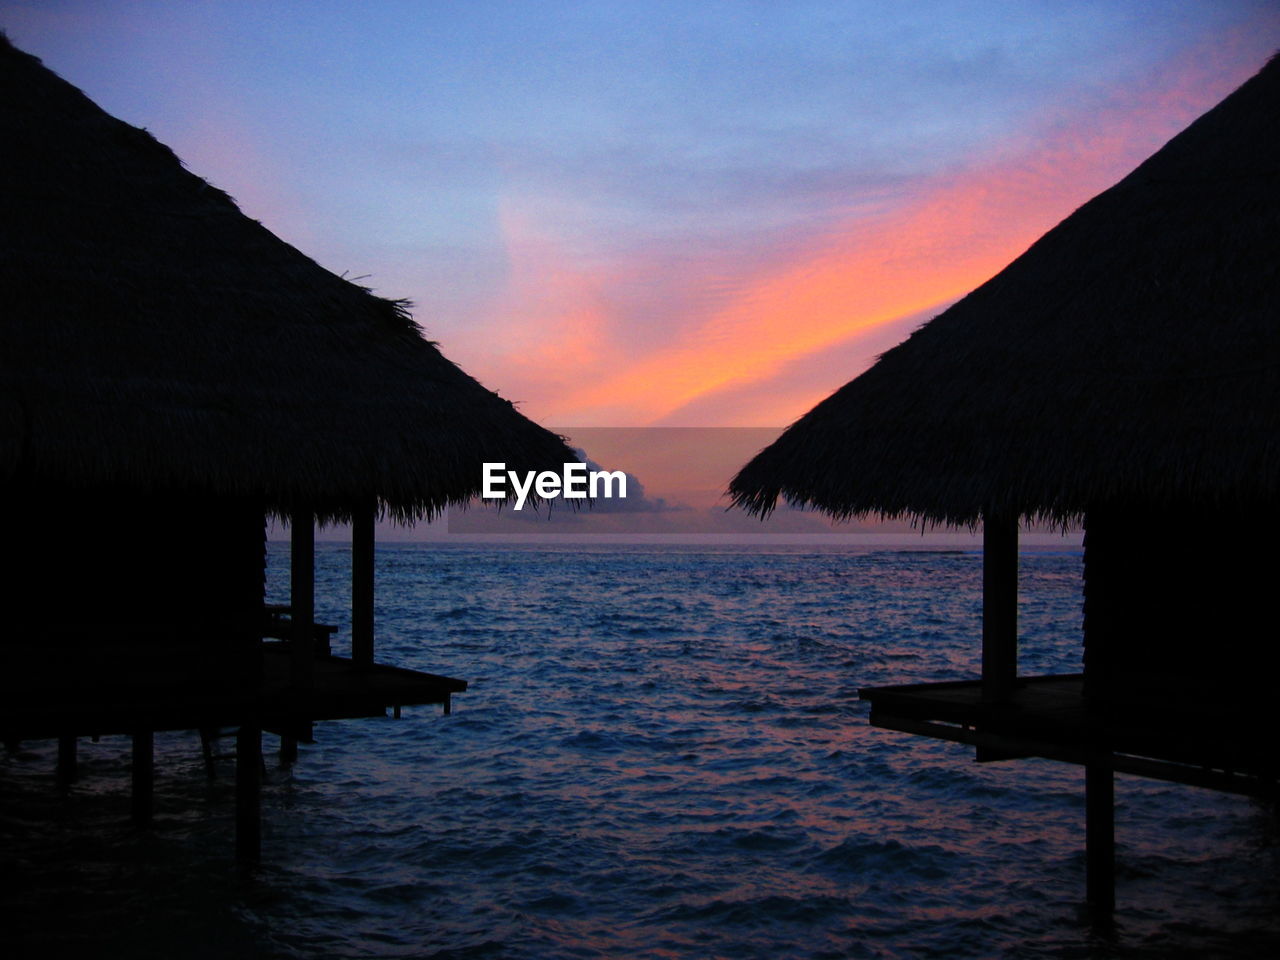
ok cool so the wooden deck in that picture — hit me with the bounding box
[1,643,465,741]
[860,674,1278,797]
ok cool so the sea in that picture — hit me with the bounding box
[3,542,1278,959]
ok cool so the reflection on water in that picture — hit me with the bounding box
[3,543,1278,958]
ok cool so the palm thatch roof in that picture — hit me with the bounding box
[0,34,574,521]
[730,53,1280,528]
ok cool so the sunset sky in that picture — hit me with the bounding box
[6,2,1279,438]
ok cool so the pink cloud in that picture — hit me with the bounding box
[452,30,1277,427]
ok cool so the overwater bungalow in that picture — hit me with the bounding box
[730,54,1280,912]
[0,34,574,859]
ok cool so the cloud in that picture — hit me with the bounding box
[454,31,1275,428]
[565,447,679,515]
[23,4,1272,434]
[447,445,681,532]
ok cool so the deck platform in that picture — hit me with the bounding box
[1,644,465,742]
[860,674,1278,797]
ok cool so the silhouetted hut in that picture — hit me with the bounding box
[730,55,1280,911]
[0,34,575,857]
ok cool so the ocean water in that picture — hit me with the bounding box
[3,543,1278,959]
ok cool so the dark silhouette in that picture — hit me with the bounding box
[729,53,1280,919]
[0,33,575,861]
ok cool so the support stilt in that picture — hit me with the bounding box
[199,727,217,779]
[131,729,154,826]
[291,509,315,689]
[57,735,78,786]
[981,512,1019,703]
[285,508,315,772]
[236,724,262,864]
[1086,761,1116,920]
[352,501,375,669]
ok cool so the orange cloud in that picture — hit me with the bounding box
[466,32,1274,427]
[431,199,630,411]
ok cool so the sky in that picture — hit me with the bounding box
[7,2,1279,428]
[5,2,1280,537]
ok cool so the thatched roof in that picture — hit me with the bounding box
[0,34,574,521]
[731,53,1280,528]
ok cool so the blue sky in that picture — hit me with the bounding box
[6,1,1278,432]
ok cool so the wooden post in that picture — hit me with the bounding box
[1086,761,1116,918]
[236,724,262,864]
[352,502,375,669]
[290,509,315,687]
[199,728,217,779]
[284,510,315,763]
[131,729,154,826]
[982,512,1018,702]
[57,735,78,786]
